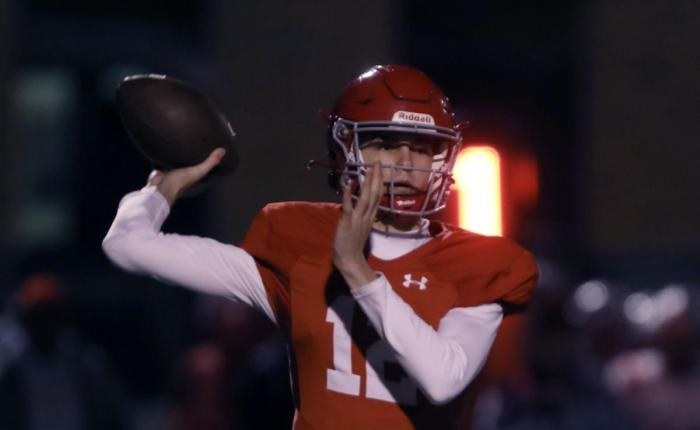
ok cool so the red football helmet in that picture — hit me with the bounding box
[325,65,466,217]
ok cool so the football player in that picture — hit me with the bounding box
[103,65,538,429]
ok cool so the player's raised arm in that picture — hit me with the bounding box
[102,149,276,323]
[147,147,226,206]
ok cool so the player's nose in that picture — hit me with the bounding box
[392,144,413,168]
[382,151,413,183]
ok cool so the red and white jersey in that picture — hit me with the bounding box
[240,201,537,430]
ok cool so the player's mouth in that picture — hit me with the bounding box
[384,181,423,195]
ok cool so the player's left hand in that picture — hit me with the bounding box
[333,161,383,289]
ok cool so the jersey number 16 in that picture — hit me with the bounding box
[325,296,418,406]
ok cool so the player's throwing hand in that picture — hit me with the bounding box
[146,148,226,206]
[332,161,383,289]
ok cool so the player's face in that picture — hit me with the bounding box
[359,132,446,195]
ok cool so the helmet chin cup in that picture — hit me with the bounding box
[380,193,426,217]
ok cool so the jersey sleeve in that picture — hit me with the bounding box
[457,246,538,313]
[491,249,538,310]
[239,206,292,329]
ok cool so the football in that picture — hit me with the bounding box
[116,74,239,180]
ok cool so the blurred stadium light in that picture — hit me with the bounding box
[454,145,503,236]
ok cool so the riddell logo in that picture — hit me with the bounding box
[392,111,435,125]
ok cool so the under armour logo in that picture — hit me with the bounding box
[402,274,428,290]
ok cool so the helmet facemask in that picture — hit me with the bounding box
[329,118,462,218]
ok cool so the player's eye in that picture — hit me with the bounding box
[413,145,433,155]
[360,136,386,149]
[408,142,436,156]
[381,141,400,151]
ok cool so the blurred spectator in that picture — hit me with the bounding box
[474,261,634,430]
[172,298,292,430]
[172,343,231,430]
[605,292,700,430]
[0,273,128,430]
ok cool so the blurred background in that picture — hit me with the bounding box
[0,0,699,429]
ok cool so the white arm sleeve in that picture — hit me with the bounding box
[351,273,502,405]
[102,187,276,324]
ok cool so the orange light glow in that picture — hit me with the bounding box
[453,146,503,236]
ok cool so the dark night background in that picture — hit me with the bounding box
[0,1,698,429]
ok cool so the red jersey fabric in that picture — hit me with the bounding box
[240,201,537,429]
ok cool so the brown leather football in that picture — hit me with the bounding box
[116,74,238,180]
